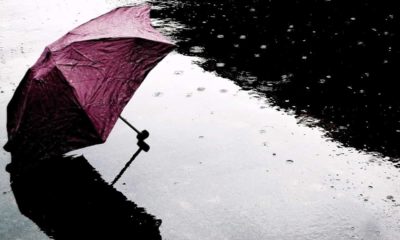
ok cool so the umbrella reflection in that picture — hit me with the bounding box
[8,155,162,239]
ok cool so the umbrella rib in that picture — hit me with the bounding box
[51,37,174,54]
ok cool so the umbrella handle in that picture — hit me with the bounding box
[119,116,140,133]
[119,116,149,140]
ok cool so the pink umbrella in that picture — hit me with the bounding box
[4,5,174,160]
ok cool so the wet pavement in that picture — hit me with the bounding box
[1,0,400,240]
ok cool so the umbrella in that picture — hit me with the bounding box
[4,5,175,160]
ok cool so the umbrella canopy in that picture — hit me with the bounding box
[4,5,174,158]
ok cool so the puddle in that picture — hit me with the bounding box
[1,1,400,240]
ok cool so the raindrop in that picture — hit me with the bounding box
[350,17,356,21]
[386,14,394,20]
[189,46,204,53]
[286,159,294,164]
[258,85,273,91]
[387,195,394,200]
[174,70,184,75]
[154,92,163,97]
[198,136,204,139]
[239,35,247,39]
[301,56,307,60]
[220,89,228,93]
[272,153,276,156]
[216,62,225,67]
[197,87,206,92]
[217,34,224,39]
[281,74,293,81]
[260,45,267,49]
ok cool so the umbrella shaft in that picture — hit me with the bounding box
[119,116,140,134]
[111,148,142,186]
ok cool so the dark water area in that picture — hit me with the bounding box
[8,155,162,239]
[150,0,400,162]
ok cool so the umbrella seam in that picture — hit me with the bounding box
[50,37,174,53]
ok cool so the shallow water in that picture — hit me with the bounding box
[1,0,400,240]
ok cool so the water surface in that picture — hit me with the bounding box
[1,1,400,240]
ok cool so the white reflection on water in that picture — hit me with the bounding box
[1,1,400,240]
